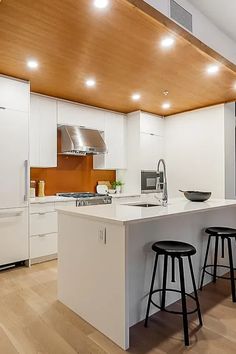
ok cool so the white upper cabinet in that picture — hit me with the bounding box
[140,133,164,171]
[57,100,127,170]
[30,94,57,168]
[140,112,164,171]
[93,113,127,170]
[140,112,164,135]
[0,76,29,112]
[57,101,105,131]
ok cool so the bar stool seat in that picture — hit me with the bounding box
[205,227,236,237]
[200,226,236,302]
[152,240,196,256]
[145,240,202,346]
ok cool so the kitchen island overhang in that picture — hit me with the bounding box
[56,199,236,350]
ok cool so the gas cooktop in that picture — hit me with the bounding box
[57,192,112,206]
[57,192,107,199]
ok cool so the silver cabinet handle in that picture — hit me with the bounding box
[24,160,29,202]
[0,107,6,110]
[0,210,22,219]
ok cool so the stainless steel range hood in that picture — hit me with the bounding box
[59,125,107,156]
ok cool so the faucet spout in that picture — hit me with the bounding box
[157,159,168,206]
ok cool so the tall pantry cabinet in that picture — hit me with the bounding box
[0,76,30,266]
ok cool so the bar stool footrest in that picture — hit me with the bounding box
[203,264,236,280]
[150,288,200,315]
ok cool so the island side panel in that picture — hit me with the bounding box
[58,212,129,350]
[126,206,236,327]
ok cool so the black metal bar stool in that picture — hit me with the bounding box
[200,227,236,302]
[144,240,202,346]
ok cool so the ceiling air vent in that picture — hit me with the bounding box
[170,0,193,32]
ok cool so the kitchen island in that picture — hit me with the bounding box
[57,198,236,349]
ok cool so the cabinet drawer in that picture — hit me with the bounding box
[30,203,55,214]
[30,233,57,259]
[30,211,58,236]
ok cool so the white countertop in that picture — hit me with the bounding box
[56,198,236,225]
[109,193,140,198]
[30,196,76,204]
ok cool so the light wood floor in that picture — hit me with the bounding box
[0,261,235,354]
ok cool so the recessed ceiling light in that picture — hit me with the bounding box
[162,102,171,109]
[85,79,96,87]
[94,0,109,8]
[27,60,39,69]
[132,93,141,101]
[161,37,175,48]
[207,65,219,74]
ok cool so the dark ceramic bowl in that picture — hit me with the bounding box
[179,190,211,202]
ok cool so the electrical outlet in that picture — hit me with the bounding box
[98,228,106,244]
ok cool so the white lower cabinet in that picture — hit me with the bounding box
[0,208,28,265]
[30,200,75,263]
[30,233,57,259]
[30,205,58,263]
[30,211,57,236]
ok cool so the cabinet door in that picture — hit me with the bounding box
[140,133,164,171]
[30,95,57,167]
[57,101,105,131]
[0,108,28,208]
[0,76,29,112]
[0,208,28,265]
[93,114,127,170]
[140,112,164,136]
[30,96,40,166]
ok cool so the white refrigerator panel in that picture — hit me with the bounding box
[0,208,29,264]
[0,108,28,209]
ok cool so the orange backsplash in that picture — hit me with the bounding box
[30,155,116,196]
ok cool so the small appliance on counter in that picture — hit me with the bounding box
[57,192,112,206]
[30,180,36,198]
[141,170,163,194]
[38,180,45,197]
[96,184,108,195]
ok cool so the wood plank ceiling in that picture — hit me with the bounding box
[0,0,235,116]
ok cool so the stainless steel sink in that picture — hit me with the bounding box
[125,203,162,208]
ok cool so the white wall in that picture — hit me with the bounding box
[144,0,236,65]
[165,105,226,198]
[224,102,236,199]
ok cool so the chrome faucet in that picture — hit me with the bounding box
[156,159,168,206]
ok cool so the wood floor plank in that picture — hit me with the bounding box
[0,261,235,353]
[0,326,20,354]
